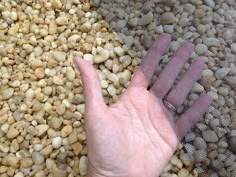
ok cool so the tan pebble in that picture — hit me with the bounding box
[20,157,33,168]
[35,170,46,177]
[177,168,189,177]
[10,139,19,152]
[2,155,19,167]
[49,117,62,129]
[160,12,176,25]
[82,2,90,12]
[51,0,62,9]
[2,88,14,100]
[8,23,20,35]
[40,145,53,156]
[61,125,73,137]
[52,166,67,177]
[71,142,83,155]
[56,16,68,25]
[30,59,43,69]
[170,155,183,168]
[9,80,20,87]
[76,104,85,114]
[1,123,9,133]
[66,67,75,81]
[94,49,110,64]
[0,115,8,123]
[80,21,92,33]
[36,124,49,136]
[40,29,48,37]
[194,9,206,18]
[53,51,66,62]
[56,104,66,115]
[7,127,19,139]
[14,172,24,177]
[68,131,78,144]
[53,76,64,85]
[114,46,125,57]
[49,21,57,34]
[35,68,45,79]
[0,143,9,153]
[79,156,88,176]
[0,166,8,173]
[43,86,53,96]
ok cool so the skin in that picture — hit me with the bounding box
[74,34,212,177]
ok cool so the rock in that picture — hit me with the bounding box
[119,55,132,67]
[231,43,236,53]
[210,160,224,171]
[35,68,45,79]
[170,155,183,168]
[160,12,176,25]
[202,130,219,143]
[163,25,174,33]
[71,142,83,155]
[195,43,208,55]
[52,137,62,149]
[53,51,66,62]
[0,143,9,152]
[20,157,33,168]
[193,137,207,150]
[83,54,94,63]
[40,145,53,156]
[90,0,100,7]
[49,117,62,129]
[61,125,72,137]
[192,82,204,93]
[178,168,189,177]
[56,16,68,25]
[32,152,45,165]
[2,88,14,100]
[116,20,127,29]
[180,152,192,166]
[215,68,230,80]
[193,149,207,162]
[7,128,19,139]
[203,0,215,8]
[56,104,66,115]
[80,21,92,32]
[229,137,236,154]
[197,24,206,34]
[225,76,236,87]
[66,67,75,81]
[114,47,125,57]
[203,37,220,47]
[79,156,88,176]
[194,9,206,18]
[94,49,110,64]
[34,46,43,56]
[53,76,64,85]
[128,18,138,27]
[138,12,153,26]
[36,125,49,136]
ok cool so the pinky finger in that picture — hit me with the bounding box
[174,94,212,141]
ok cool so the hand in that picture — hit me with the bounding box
[73,34,212,177]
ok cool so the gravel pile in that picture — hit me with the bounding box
[0,0,235,177]
[97,0,236,176]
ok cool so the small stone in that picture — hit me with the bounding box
[40,145,53,156]
[193,137,207,150]
[225,76,236,87]
[7,128,19,139]
[203,0,215,8]
[163,25,174,33]
[116,20,127,29]
[0,143,9,152]
[49,117,62,129]
[203,37,220,47]
[193,149,207,162]
[229,137,236,154]
[66,67,75,81]
[207,91,218,100]
[35,68,45,79]
[36,124,49,136]
[79,156,88,176]
[195,43,208,55]
[119,55,132,67]
[32,152,44,165]
[71,142,83,155]
[138,12,153,26]
[192,82,204,93]
[53,76,64,85]
[114,47,125,57]
[52,137,62,149]
[56,104,66,115]
[231,43,236,53]
[180,152,192,166]
[80,21,92,32]
[210,160,224,171]
[14,172,24,177]
[61,125,73,137]
[53,51,66,62]
[194,9,206,18]
[35,170,46,177]
[202,130,219,143]
[128,18,138,27]
[215,68,230,80]
[2,88,14,100]
[178,168,189,177]
[170,155,183,168]
[34,46,43,56]
[56,16,68,25]
[20,157,33,168]
[90,0,100,7]
[94,49,110,64]
[160,12,176,25]
[83,54,94,64]
[197,24,206,34]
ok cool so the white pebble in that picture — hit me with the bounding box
[52,137,62,149]
[195,43,208,55]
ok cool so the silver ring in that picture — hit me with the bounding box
[163,100,177,112]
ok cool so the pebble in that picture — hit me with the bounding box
[53,76,64,85]
[14,172,24,177]
[128,18,138,27]
[138,12,153,26]
[193,137,207,150]
[71,142,83,155]
[231,43,236,53]
[53,51,66,62]
[193,149,207,162]
[2,88,14,100]
[225,76,236,87]
[0,143,9,152]
[215,68,230,80]
[194,9,206,18]
[61,125,73,137]
[52,137,62,149]
[84,54,94,63]
[163,25,174,33]
[203,0,215,8]
[79,156,88,176]
[36,124,49,136]
[94,49,110,64]
[34,46,43,56]
[20,157,33,168]
[32,152,45,165]
[229,137,236,154]
[56,16,68,25]
[203,38,220,47]
[7,127,19,139]
[178,168,189,177]
[170,155,183,168]
[81,21,92,32]
[116,20,127,29]
[160,12,176,25]
[202,130,219,143]
[195,43,208,55]
[119,55,132,67]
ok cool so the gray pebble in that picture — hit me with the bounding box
[224,153,236,167]
[116,20,127,29]
[215,68,231,80]
[203,0,215,8]
[229,137,236,154]
[119,55,132,67]
[225,76,236,87]
[128,18,138,27]
[202,130,219,143]
[195,43,208,55]
[163,25,174,33]
[193,149,207,162]
[138,12,153,26]
[203,37,220,47]
[194,137,207,150]
[215,127,228,138]
[185,132,196,142]
[210,159,224,171]
[231,43,236,53]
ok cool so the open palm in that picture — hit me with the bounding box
[74,34,212,177]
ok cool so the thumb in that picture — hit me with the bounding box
[73,57,106,112]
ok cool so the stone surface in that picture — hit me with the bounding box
[202,130,219,143]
